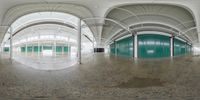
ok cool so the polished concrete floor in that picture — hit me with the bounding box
[0,53,200,99]
[13,53,78,70]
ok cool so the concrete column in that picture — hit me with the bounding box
[67,37,70,55]
[93,36,95,53]
[0,45,2,53]
[54,34,56,56]
[10,28,13,60]
[77,19,81,64]
[1,42,5,53]
[134,33,138,58]
[170,36,174,57]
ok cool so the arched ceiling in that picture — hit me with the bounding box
[103,4,197,44]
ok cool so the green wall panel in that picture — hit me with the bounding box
[33,46,38,52]
[21,47,26,52]
[21,45,70,53]
[4,47,9,52]
[64,46,70,52]
[138,34,170,58]
[174,38,188,56]
[110,43,116,55]
[43,46,52,50]
[116,36,133,58]
[56,46,62,52]
[27,46,33,52]
[33,46,42,52]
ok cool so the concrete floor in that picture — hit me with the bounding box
[13,53,77,70]
[0,53,200,99]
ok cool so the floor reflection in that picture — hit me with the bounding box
[13,52,77,70]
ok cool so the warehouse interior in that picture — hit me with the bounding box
[0,0,200,99]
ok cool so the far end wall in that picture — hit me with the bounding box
[110,33,192,59]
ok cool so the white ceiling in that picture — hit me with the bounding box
[0,0,200,46]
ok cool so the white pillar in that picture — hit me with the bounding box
[134,33,138,58]
[170,36,174,57]
[77,19,81,64]
[38,34,40,57]
[67,37,70,55]
[10,27,13,60]
[54,34,56,56]
[93,36,95,53]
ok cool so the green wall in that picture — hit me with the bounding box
[110,43,115,55]
[33,46,42,52]
[174,38,191,56]
[56,46,62,52]
[64,46,70,52]
[4,47,9,52]
[110,36,133,58]
[21,47,26,52]
[116,36,133,58]
[21,45,70,53]
[27,46,33,52]
[43,46,52,50]
[138,34,170,58]
[109,34,192,59]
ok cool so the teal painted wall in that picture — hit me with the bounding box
[174,38,191,56]
[43,46,52,50]
[56,46,62,52]
[64,46,70,52]
[21,47,26,52]
[116,36,133,58]
[4,47,9,52]
[138,34,170,58]
[110,43,115,55]
[27,46,33,52]
[21,45,70,53]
